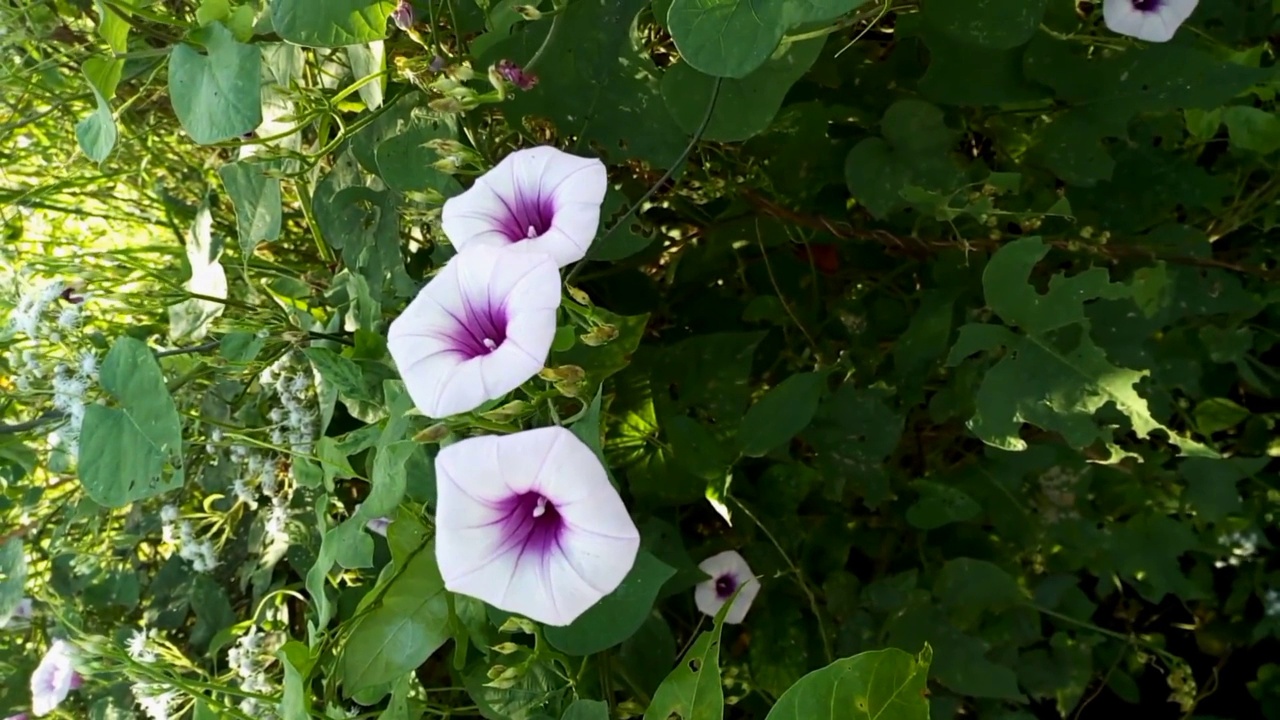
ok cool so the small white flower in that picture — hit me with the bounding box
[694,550,761,625]
[1264,588,1280,618]
[127,628,156,663]
[56,305,80,330]
[233,479,257,507]
[77,351,97,378]
[160,505,179,523]
[1103,0,1198,42]
[133,682,178,720]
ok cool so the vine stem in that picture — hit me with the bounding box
[564,78,723,285]
[523,0,566,72]
[731,497,834,664]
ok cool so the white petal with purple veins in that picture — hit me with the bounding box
[388,245,561,418]
[694,550,760,624]
[442,146,608,267]
[1103,0,1198,42]
[435,426,640,626]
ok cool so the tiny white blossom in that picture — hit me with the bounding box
[77,351,97,378]
[1264,588,1280,618]
[56,305,80,330]
[160,505,179,523]
[127,628,156,663]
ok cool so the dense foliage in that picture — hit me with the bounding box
[3,0,1280,719]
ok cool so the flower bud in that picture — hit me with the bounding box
[491,642,521,655]
[447,64,475,82]
[391,0,415,30]
[514,5,542,20]
[480,400,530,423]
[495,59,537,91]
[498,616,538,635]
[580,324,617,347]
[429,97,465,114]
[414,423,450,443]
[565,285,590,306]
[538,365,584,384]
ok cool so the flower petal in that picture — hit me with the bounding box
[1103,0,1198,42]
[434,427,640,626]
[694,550,760,624]
[388,246,560,418]
[441,146,607,267]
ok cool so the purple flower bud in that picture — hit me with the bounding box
[496,59,538,91]
[391,0,415,30]
[429,55,446,73]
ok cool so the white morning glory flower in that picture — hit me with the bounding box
[30,639,82,716]
[441,146,608,267]
[434,426,640,626]
[1103,0,1198,42]
[388,245,561,419]
[694,550,761,624]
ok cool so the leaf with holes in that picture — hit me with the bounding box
[642,588,734,720]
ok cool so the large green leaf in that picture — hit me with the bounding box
[545,552,675,656]
[78,337,185,507]
[667,0,789,79]
[764,646,932,720]
[738,371,826,457]
[341,540,451,694]
[0,538,26,627]
[484,0,685,167]
[218,160,282,253]
[922,0,1047,49]
[168,22,262,145]
[844,99,962,218]
[75,55,122,163]
[662,37,824,142]
[946,237,1212,458]
[642,587,733,720]
[562,700,608,720]
[271,0,394,47]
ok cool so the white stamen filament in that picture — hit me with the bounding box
[526,224,538,239]
[532,496,548,518]
[483,337,498,350]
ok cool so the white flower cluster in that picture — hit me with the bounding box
[132,682,179,720]
[227,626,278,719]
[7,278,68,340]
[260,352,318,456]
[1215,530,1261,568]
[4,275,99,455]
[159,505,219,573]
[228,445,293,554]
[126,627,157,663]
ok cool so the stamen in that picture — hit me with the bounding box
[526,224,539,239]
[483,337,498,351]
[532,496,548,518]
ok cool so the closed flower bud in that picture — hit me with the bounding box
[514,5,542,20]
[480,399,530,423]
[390,0,414,30]
[429,97,465,114]
[566,285,590,306]
[414,423,450,443]
[498,616,538,635]
[580,324,617,347]
[486,664,510,681]
[538,365,584,384]
[447,65,475,82]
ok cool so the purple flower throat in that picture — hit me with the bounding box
[501,194,556,243]
[1131,0,1163,10]
[497,491,564,560]
[453,296,507,359]
[715,574,737,599]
